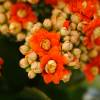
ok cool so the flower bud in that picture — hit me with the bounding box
[70,31,79,37]
[73,48,81,58]
[80,53,89,62]
[71,14,80,24]
[64,52,74,63]
[62,41,73,52]
[63,36,70,42]
[70,36,78,44]
[43,19,52,30]
[3,1,12,10]
[57,1,66,9]
[89,49,98,58]
[19,58,29,69]
[31,62,42,73]
[52,8,61,16]
[9,22,22,34]
[63,5,71,14]
[27,52,37,64]
[60,27,70,36]
[77,22,83,31]
[68,59,80,69]
[20,45,30,55]
[0,24,9,35]
[31,22,42,33]
[28,70,36,79]
[70,23,76,30]
[16,33,26,42]
[62,72,71,83]
[23,22,34,31]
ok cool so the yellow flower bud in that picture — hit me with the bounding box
[73,48,81,58]
[3,1,12,10]
[31,22,42,33]
[89,49,98,58]
[64,52,74,63]
[71,14,80,24]
[19,45,30,55]
[23,22,34,31]
[57,1,66,10]
[19,58,29,69]
[62,72,71,83]
[31,62,42,73]
[9,22,22,34]
[43,19,52,30]
[0,24,9,35]
[62,41,73,52]
[16,33,26,42]
[70,23,76,30]
[80,53,89,62]
[28,70,36,79]
[27,52,37,64]
[63,36,70,42]
[60,27,70,37]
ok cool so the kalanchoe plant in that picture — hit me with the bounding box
[19,0,100,84]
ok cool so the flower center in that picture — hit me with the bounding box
[45,60,57,74]
[17,9,27,18]
[41,39,51,50]
[91,66,99,76]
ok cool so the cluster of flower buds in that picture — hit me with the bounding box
[0,57,4,77]
[0,0,37,42]
[19,0,100,84]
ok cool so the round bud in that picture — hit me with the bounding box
[19,58,29,69]
[43,19,52,30]
[19,45,30,55]
[71,14,80,24]
[62,42,73,52]
[28,70,36,79]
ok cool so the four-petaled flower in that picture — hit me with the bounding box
[40,47,70,84]
[83,55,100,82]
[29,28,61,57]
[83,18,100,49]
[10,2,37,27]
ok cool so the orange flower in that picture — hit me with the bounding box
[68,0,97,19]
[29,28,61,57]
[83,18,100,49]
[84,55,100,82]
[10,2,37,27]
[40,47,70,84]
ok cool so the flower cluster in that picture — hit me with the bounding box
[0,0,99,84]
[19,0,100,84]
[0,1,37,42]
